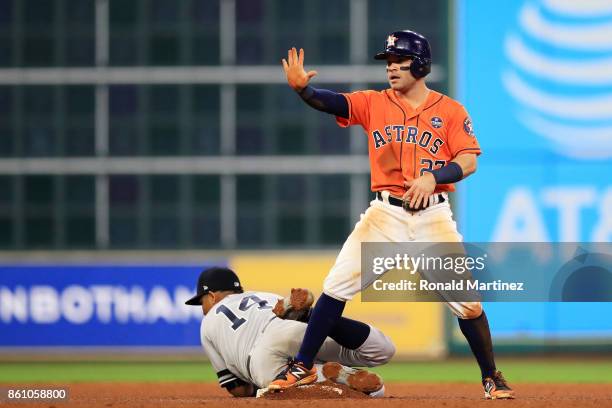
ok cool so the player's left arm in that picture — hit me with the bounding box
[450,152,477,178]
[403,154,476,209]
[404,106,480,208]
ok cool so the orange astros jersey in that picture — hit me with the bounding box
[336,89,481,197]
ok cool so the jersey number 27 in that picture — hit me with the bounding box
[420,158,446,176]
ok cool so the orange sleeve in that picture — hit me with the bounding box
[447,105,482,157]
[335,91,371,129]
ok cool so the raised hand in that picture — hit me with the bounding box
[281,47,318,92]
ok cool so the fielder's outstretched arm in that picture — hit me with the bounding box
[282,47,349,118]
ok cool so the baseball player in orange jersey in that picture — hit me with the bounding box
[269,30,514,399]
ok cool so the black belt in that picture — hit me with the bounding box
[376,191,445,212]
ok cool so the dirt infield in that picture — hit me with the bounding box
[2,382,610,408]
[261,380,368,399]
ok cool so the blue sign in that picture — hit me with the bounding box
[0,265,217,347]
[457,0,612,242]
[456,0,612,340]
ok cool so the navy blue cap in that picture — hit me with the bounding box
[185,267,243,306]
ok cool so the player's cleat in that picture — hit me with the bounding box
[268,359,318,390]
[483,371,514,399]
[272,288,314,322]
[322,362,384,395]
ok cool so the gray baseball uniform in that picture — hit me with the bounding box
[200,291,395,389]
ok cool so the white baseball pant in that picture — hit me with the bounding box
[247,318,395,389]
[323,192,482,319]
